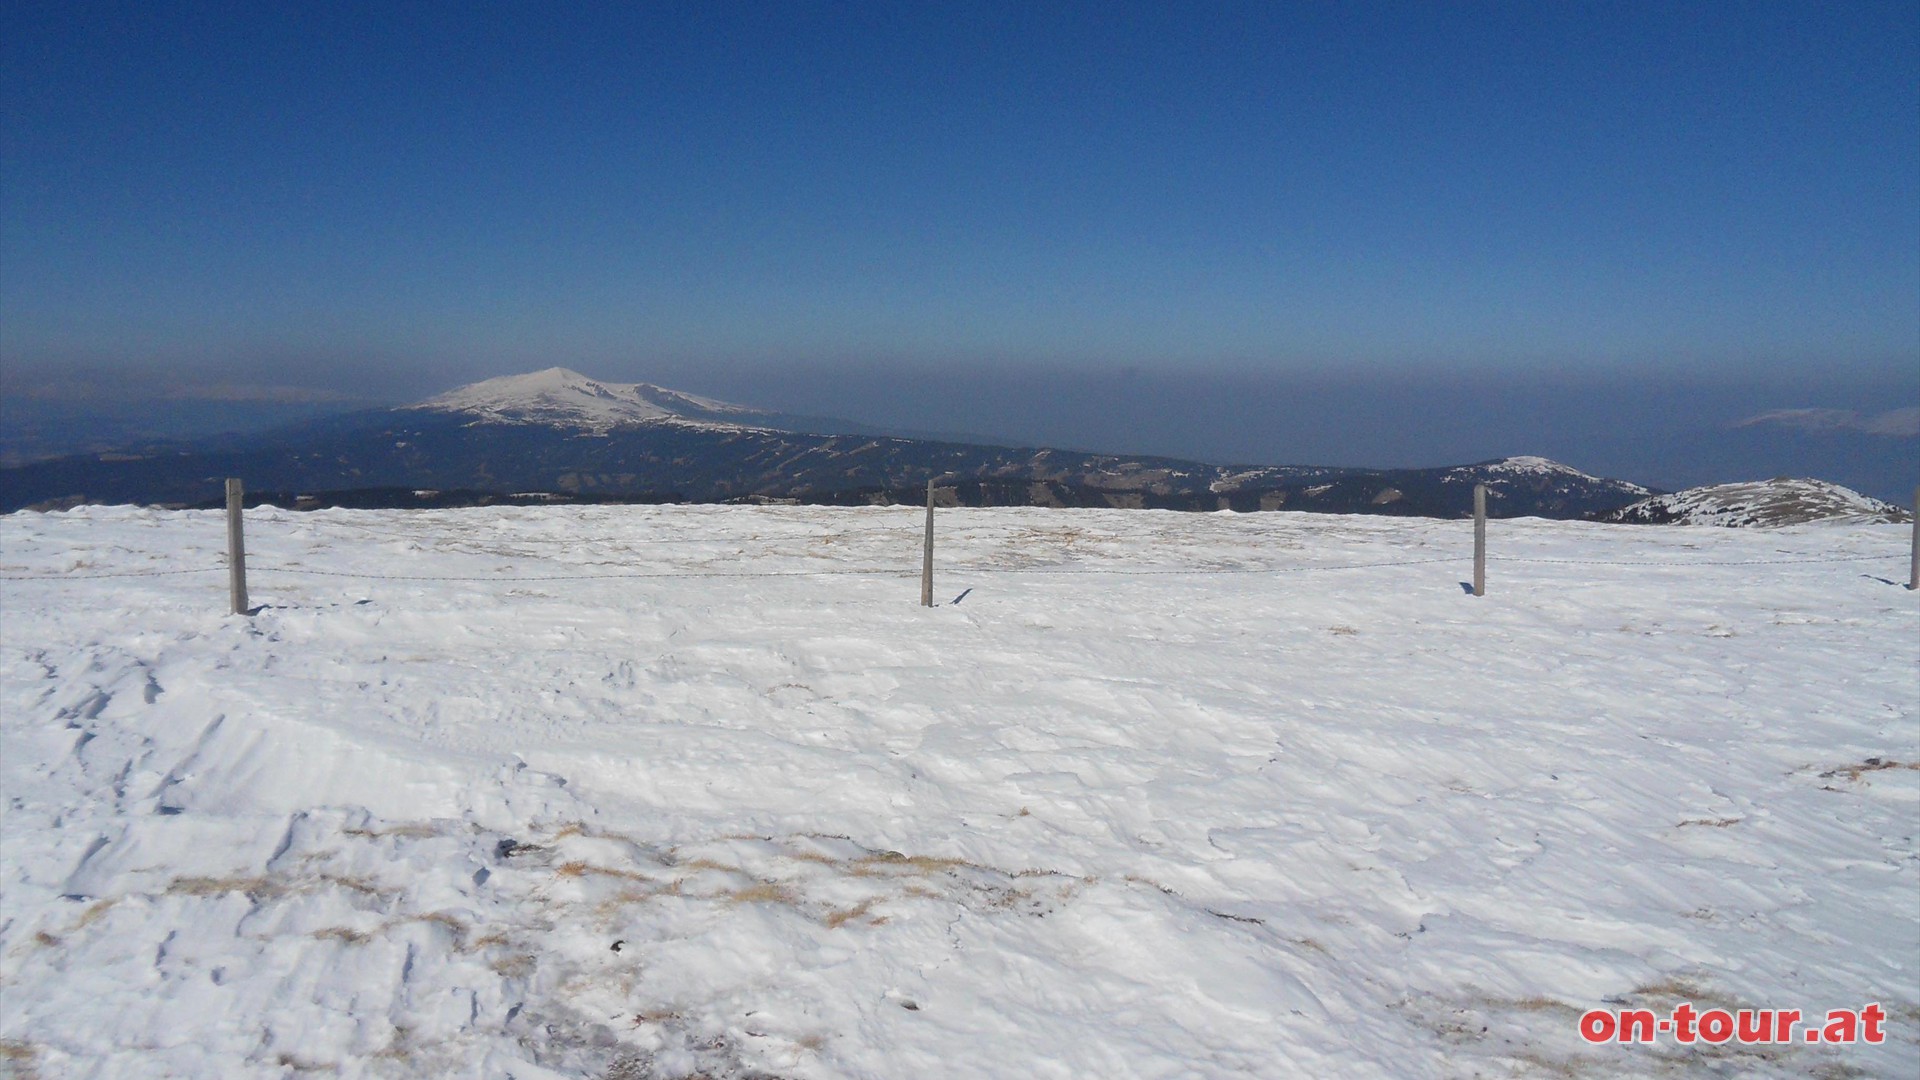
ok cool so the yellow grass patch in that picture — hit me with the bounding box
[74,900,115,928]
[1820,758,1916,782]
[724,883,797,906]
[823,899,877,929]
[166,875,285,898]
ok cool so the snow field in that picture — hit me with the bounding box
[1,504,1915,1079]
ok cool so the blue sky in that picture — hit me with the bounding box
[5,1,1915,388]
[2,2,1917,501]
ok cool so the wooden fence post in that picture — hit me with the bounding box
[1909,484,1918,591]
[922,478,935,607]
[1472,483,1487,598]
[226,478,249,616]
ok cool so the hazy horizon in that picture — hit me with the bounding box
[3,360,1913,503]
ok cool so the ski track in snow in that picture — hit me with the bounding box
[1,504,1915,1079]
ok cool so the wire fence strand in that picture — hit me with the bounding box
[245,564,916,582]
[1494,553,1896,568]
[1,549,1902,584]
[290,525,924,548]
[0,566,225,581]
[944,556,1464,576]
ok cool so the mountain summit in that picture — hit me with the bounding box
[1598,478,1911,527]
[413,368,771,432]
[1,368,1661,517]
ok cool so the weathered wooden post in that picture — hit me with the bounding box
[921,478,935,607]
[1909,484,1918,591]
[1472,482,1487,598]
[226,478,250,615]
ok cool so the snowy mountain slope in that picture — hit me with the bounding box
[2,505,1914,1078]
[412,367,774,431]
[1434,455,1651,513]
[1599,478,1913,526]
[1446,454,1650,495]
[1,369,1661,517]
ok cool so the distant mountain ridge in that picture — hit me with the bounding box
[3,369,1658,518]
[1598,478,1912,527]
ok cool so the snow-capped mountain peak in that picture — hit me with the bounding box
[412,368,770,431]
[1441,456,1651,498]
[1600,478,1912,527]
[1486,455,1578,474]
[1471,455,1641,486]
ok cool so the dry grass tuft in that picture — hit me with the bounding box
[73,900,115,929]
[1628,976,1743,1011]
[850,852,969,876]
[312,926,372,945]
[1502,1050,1590,1079]
[342,822,439,840]
[167,875,285,899]
[724,883,797,906]
[0,1039,39,1080]
[489,953,536,978]
[317,873,391,897]
[274,1051,335,1072]
[1013,868,1075,880]
[556,861,655,885]
[410,911,468,935]
[823,900,877,929]
[1819,758,1915,782]
[594,888,657,917]
[1124,874,1180,897]
[1631,976,1708,999]
[1499,996,1579,1015]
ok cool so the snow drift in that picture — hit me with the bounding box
[1,504,1914,1078]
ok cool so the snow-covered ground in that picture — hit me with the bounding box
[2,504,1915,1079]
